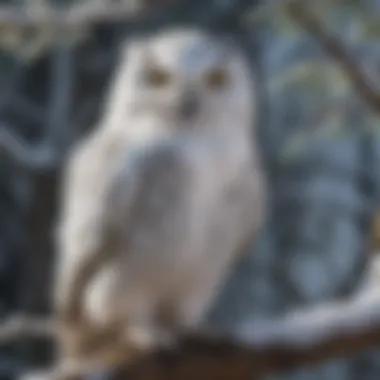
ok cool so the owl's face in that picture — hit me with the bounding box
[105,28,256,137]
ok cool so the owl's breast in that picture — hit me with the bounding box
[203,160,266,262]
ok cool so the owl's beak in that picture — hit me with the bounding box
[178,91,199,120]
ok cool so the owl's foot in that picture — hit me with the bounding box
[124,325,176,352]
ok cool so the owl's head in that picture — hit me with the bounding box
[103,28,257,139]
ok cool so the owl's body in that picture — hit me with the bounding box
[54,28,266,371]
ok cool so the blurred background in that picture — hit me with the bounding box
[0,0,380,379]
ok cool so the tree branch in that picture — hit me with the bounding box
[2,292,380,379]
[0,0,259,30]
[0,123,59,170]
[0,2,143,28]
[285,0,380,115]
[0,42,74,170]
[0,315,57,343]
[112,292,380,379]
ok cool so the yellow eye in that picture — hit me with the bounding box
[145,68,171,88]
[204,68,228,90]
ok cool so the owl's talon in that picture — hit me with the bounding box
[124,325,175,351]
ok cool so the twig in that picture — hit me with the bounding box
[0,43,75,170]
[0,123,58,170]
[285,0,380,114]
[0,0,260,30]
[0,315,57,343]
[0,2,144,28]
[44,42,75,156]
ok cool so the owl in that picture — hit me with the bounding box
[53,27,267,373]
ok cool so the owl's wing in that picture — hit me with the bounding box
[56,140,190,324]
[54,132,123,322]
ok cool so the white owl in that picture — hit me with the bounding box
[53,27,267,371]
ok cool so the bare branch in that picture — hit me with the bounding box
[0,315,57,343]
[44,42,75,155]
[4,292,380,379]
[0,43,75,170]
[0,0,259,30]
[285,0,380,114]
[0,123,59,170]
[115,292,380,379]
[0,2,144,28]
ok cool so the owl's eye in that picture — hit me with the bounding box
[203,68,229,90]
[144,68,171,88]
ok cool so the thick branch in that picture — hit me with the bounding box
[285,0,380,114]
[2,292,380,378]
[116,292,380,379]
